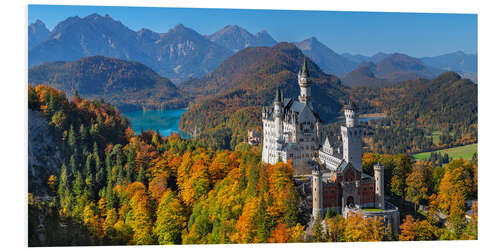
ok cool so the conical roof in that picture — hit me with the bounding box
[300,56,310,78]
[274,88,281,102]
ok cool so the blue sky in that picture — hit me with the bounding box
[28,5,477,57]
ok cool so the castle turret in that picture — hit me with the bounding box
[344,100,357,127]
[298,56,312,105]
[312,164,323,219]
[341,101,363,172]
[274,88,283,139]
[374,162,385,209]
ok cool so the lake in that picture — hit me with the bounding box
[122,109,190,138]
[335,115,385,123]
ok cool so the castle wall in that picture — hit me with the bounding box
[323,183,341,209]
[359,181,375,206]
[341,126,363,172]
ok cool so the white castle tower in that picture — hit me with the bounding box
[298,56,312,105]
[311,164,323,219]
[374,162,385,209]
[273,88,283,140]
[341,101,364,172]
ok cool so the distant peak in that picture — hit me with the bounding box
[225,25,242,30]
[85,13,102,19]
[138,28,153,33]
[33,19,45,26]
[174,23,186,29]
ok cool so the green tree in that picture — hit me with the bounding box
[154,190,187,244]
[312,214,325,242]
[68,125,77,149]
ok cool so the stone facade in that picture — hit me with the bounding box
[261,58,320,172]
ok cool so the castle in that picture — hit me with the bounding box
[262,58,320,172]
[262,57,399,233]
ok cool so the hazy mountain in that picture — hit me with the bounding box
[29,14,146,66]
[294,37,358,77]
[341,53,369,65]
[151,24,234,82]
[370,52,391,63]
[28,56,187,111]
[340,52,389,65]
[420,51,477,82]
[28,13,234,84]
[28,20,51,50]
[342,61,389,88]
[342,53,443,87]
[207,25,277,52]
[179,42,346,145]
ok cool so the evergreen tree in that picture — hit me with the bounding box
[325,207,333,219]
[28,85,40,110]
[126,146,136,183]
[68,125,77,149]
[69,153,78,178]
[137,166,146,186]
[256,197,269,242]
[58,164,70,210]
[73,170,84,196]
[312,214,325,242]
[47,91,56,116]
[85,154,93,177]
[79,124,88,146]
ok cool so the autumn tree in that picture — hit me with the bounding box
[326,214,346,242]
[399,215,438,241]
[312,214,325,242]
[344,213,384,242]
[154,190,187,244]
[405,161,431,214]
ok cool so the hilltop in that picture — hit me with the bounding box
[28,56,186,111]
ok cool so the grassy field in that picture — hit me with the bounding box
[362,208,384,212]
[412,143,477,161]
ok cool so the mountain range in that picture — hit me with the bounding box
[28,14,233,83]
[342,53,444,87]
[207,25,277,52]
[29,13,477,87]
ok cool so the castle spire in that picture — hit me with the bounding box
[298,56,312,104]
[274,88,281,103]
[300,56,310,78]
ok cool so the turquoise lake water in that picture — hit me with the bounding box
[335,116,384,123]
[122,109,190,137]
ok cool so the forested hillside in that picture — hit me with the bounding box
[344,72,477,154]
[179,42,346,149]
[28,85,304,246]
[29,56,187,111]
[28,85,477,245]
